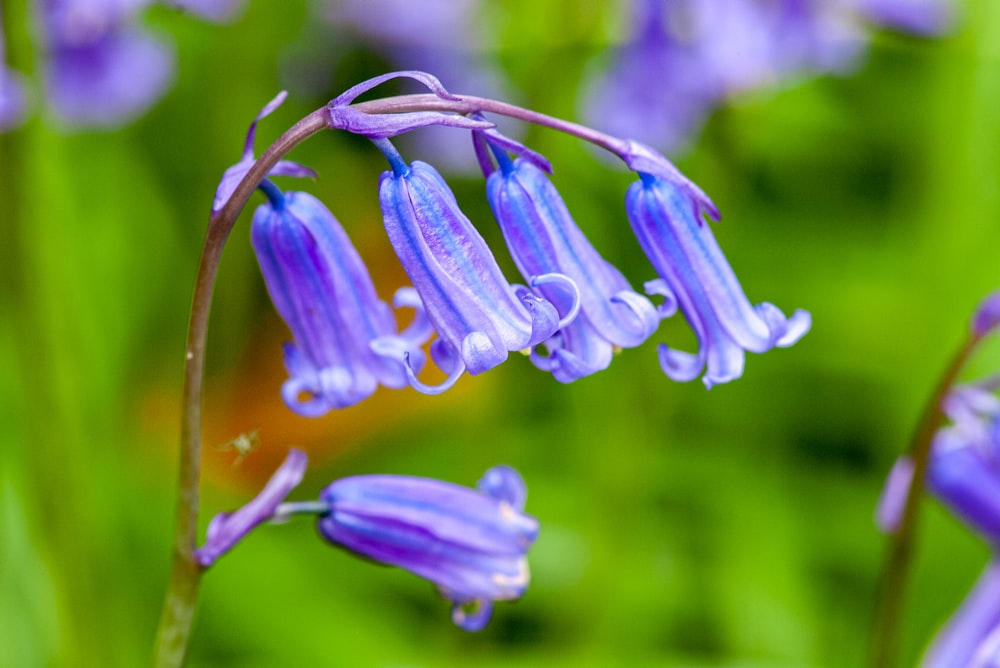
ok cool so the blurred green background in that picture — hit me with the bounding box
[3,0,1000,666]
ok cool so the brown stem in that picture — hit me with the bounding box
[151,108,329,668]
[870,334,982,667]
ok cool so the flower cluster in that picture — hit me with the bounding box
[582,0,955,152]
[0,0,241,131]
[196,450,538,631]
[878,291,1000,667]
[227,72,809,416]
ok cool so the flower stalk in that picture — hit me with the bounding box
[870,333,983,668]
[152,108,328,668]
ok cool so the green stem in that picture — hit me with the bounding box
[870,333,982,667]
[151,108,329,668]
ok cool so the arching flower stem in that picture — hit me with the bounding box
[153,108,328,668]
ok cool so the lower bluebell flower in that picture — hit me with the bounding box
[252,183,431,415]
[375,145,572,393]
[626,171,810,388]
[317,465,538,631]
[485,151,660,382]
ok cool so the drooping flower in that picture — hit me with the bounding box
[484,149,660,382]
[317,465,539,631]
[374,141,574,393]
[924,386,1000,543]
[251,182,431,416]
[196,448,309,567]
[625,162,810,388]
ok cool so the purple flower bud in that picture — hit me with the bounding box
[922,561,1000,668]
[196,449,308,567]
[327,70,494,140]
[626,171,810,387]
[317,465,538,631]
[485,154,660,382]
[375,156,566,392]
[213,91,316,213]
[875,455,914,534]
[973,289,1000,338]
[251,184,431,416]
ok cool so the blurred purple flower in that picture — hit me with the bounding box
[973,289,1000,338]
[375,148,567,393]
[252,183,431,416]
[582,0,953,152]
[581,0,716,153]
[923,561,1000,668]
[196,449,308,567]
[485,150,659,382]
[0,69,26,130]
[37,0,240,130]
[0,4,28,131]
[317,465,538,631]
[925,386,1000,543]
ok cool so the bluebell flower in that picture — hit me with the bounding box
[317,465,538,631]
[251,182,431,416]
[375,144,574,393]
[196,448,309,567]
[924,386,1000,543]
[625,168,810,388]
[485,150,660,382]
